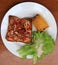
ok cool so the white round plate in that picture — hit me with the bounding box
[1,2,57,58]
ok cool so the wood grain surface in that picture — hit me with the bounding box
[0,0,58,65]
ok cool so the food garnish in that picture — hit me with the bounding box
[17,31,54,64]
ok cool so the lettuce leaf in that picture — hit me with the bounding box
[17,31,55,63]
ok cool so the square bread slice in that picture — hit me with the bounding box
[6,16,32,43]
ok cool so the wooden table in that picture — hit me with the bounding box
[0,0,58,65]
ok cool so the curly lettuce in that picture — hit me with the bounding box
[17,31,55,64]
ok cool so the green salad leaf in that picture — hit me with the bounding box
[17,44,37,59]
[17,31,55,64]
[42,32,55,55]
